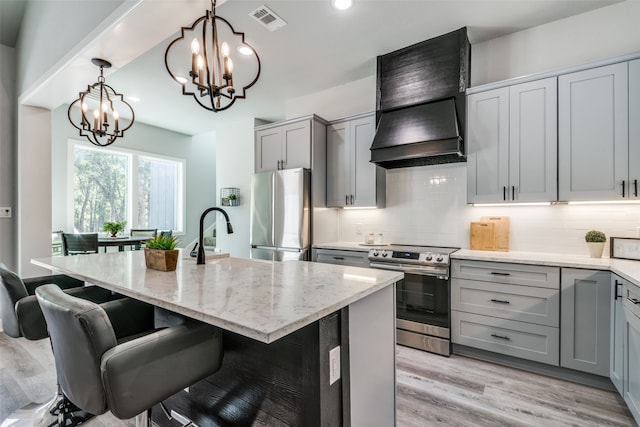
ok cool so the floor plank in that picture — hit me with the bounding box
[1,331,637,426]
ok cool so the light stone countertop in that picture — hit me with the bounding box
[313,242,640,287]
[32,251,402,344]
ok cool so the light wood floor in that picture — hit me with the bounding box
[1,332,636,426]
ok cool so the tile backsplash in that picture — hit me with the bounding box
[334,163,640,256]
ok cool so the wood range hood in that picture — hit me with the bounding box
[370,27,471,169]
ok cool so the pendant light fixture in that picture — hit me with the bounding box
[67,58,135,147]
[164,0,261,112]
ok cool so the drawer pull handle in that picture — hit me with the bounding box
[491,333,510,341]
[333,256,345,260]
[628,297,640,305]
[490,272,511,276]
[490,299,510,304]
[615,280,623,300]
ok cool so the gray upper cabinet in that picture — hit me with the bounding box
[467,77,557,203]
[560,268,611,376]
[255,119,312,172]
[629,59,640,199]
[326,113,385,208]
[558,62,629,201]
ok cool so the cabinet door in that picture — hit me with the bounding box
[629,59,640,199]
[467,87,510,203]
[326,122,349,207]
[351,115,377,207]
[560,269,611,376]
[611,275,625,394]
[255,128,282,172]
[509,78,557,202]
[624,300,640,421]
[558,63,629,201]
[282,120,311,170]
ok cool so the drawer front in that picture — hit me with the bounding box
[315,249,370,268]
[624,279,640,320]
[451,311,559,365]
[451,278,559,327]
[451,260,560,289]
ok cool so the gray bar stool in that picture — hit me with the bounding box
[35,284,224,426]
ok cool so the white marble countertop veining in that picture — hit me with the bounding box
[452,249,640,286]
[32,251,402,344]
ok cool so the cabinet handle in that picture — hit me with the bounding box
[490,272,511,276]
[491,333,510,341]
[503,186,506,201]
[622,180,626,198]
[628,297,640,305]
[333,256,345,260]
[511,185,515,201]
[634,179,638,197]
[490,299,510,304]
[345,195,349,205]
[350,194,354,205]
[615,280,623,300]
[277,160,282,169]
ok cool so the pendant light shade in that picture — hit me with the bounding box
[67,58,135,147]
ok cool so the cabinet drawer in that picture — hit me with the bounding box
[624,280,640,321]
[451,278,559,327]
[451,260,560,289]
[451,311,559,365]
[315,249,369,268]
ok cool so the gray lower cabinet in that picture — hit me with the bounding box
[560,268,611,376]
[611,275,625,394]
[314,248,369,268]
[451,260,560,365]
[624,281,640,421]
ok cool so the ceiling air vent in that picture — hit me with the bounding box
[249,5,287,32]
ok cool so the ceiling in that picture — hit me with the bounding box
[4,0,622,136]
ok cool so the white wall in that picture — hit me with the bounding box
[470,0,640,86]
[0,45,16,269]
[214,118,256,258]
[51,105,216,247]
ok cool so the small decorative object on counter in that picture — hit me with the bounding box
[221,187,240,206]
[103,220,126,238]
[144,234,180,271]
[585,230,606,258]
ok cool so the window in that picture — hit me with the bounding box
[72,142,184,233]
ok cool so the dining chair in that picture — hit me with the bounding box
[130,228,157,250]
[61,233,99,256]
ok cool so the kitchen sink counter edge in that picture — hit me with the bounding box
[453,249,640,286]
[32,251,402,344]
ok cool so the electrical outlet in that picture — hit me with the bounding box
[0,207,11,218]
[329,346,341,385]
[355,223,363,235]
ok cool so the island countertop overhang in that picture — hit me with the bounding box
[32,252,402,343]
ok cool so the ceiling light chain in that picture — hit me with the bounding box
[165,0,260,112]
[67,58,135,147]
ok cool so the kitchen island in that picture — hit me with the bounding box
[32,251,402,427]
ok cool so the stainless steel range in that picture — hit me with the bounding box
[368,245,459,356]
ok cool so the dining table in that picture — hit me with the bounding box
[98,236,150,252]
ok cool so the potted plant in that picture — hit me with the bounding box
[144,234,180,271]
[227,193,238,206]
[103,220,126,238]
[585,230,606,258]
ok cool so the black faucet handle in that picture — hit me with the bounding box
[190,243,198,257]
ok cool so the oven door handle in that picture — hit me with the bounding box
[369,262,448,279]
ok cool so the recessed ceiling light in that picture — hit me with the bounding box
[127,96,140,103]
[175,76,188,84]
[237,45,254,56]
[331,0,354,10]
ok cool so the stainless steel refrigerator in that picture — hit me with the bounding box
[250,168,310,261]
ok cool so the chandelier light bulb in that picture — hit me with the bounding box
[228,58,234,73]
[221,42,230,58]
[191,38,200,54]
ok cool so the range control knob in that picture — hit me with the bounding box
[426,254,433,261]
[382,252,388,257]
[436,255,444,262]
[372,251,379,257]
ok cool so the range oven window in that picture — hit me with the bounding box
[396,273,449,329]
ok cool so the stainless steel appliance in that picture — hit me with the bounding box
[250,168,310,261]
[368,245,458,356]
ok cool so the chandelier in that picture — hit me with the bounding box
[67,58,135,147]
[164,0,261,112]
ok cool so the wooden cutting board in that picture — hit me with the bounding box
[470,221,496,251]
[481,216,510,252]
